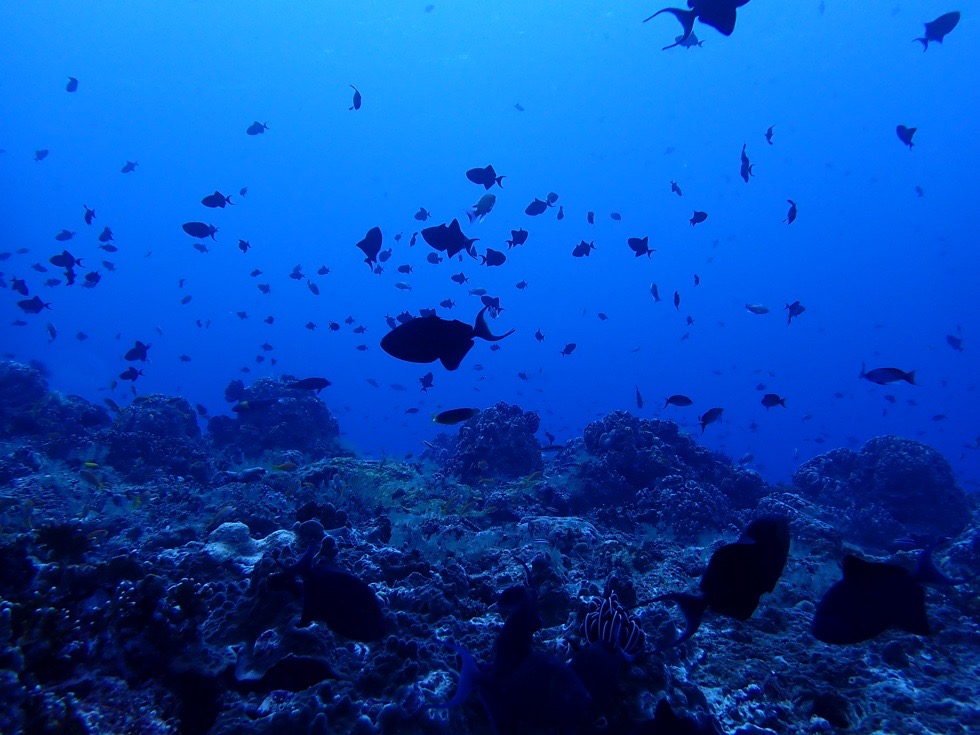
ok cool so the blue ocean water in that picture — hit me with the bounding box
[1,1,977,488]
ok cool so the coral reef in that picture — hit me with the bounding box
[444,402,542,484]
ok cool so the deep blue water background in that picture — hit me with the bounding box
[2,1,977,487]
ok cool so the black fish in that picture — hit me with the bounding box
[671,181,682,196]
[124,340,151,362]
[466,164,505,190]
[349,85,362,110]
[525,198,550,216]
[83,205,96,225]
[55,229,75,241]
[355,226,383,269]
[698,407,723,432]
[49,250,83,269]
[572,240,595,257]
[628,236,655,258]
[560,343,576,357]
[812,543,973,644]
[739,144,754,182]
[422,219,477,258]
[98,227,113,242]
[182,222,218,240]
[246,121,268,135]
[419,372,434,392]
[859,363,915,385]
[946,334,964,352]
[414,207,431,221]
[285,377,331,393]
[202,191,233,208]
[690,210,707,226]
[269,545,385,642]
[119,367,143,381]
[35,149,49,162]
[765,124,775,145]
[784,199,797,224]
[481,248,506,267]
[915,11,960,51]
[663,394,692,408]
[506,229,528,249]
[18,296,51,314]
[66,76,78,92]
[896,125,916,149]
[120,161,138,174]
[380,307,514,371]
[761,393,786,409]
[434,408,480,424]
[655,516,789,646]
[587,211,595,225]
[645,0,751,50]
[784,300,805,324]
[635,386,644,409]
[239,240,251,254]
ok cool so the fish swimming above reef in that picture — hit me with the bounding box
[285,377,331,393]
[915,11,960,51]
[381,307,513,371]
[655,516,790,646]
[812,542,975,644]
[644,0,752,50]
[268,544,385,642]
[124,340,151,362]
[434,407,481,425]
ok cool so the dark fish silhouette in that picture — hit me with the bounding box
[739,144,754,182]
[414,207,431,221]
[124,340,151,362]
[946,334,964,352]
[664,394,692,408]
[34,149,49,162]
[761,393,786,409]
[182,222,218,240]
[18,296,51,314]
[246,121,268,135]
[896,125,916,149]
[202,191,233,208]
[98,227,113,242]
[66,76,78,92]
[419,372,434,392]
[690,210,707,226]
[671,181,682,196]
[285,377,331,393]
[915,11,960,51]
[859,363,915,385]
[698,407,723,432]
[55,229,75,241]
[468,193,496,223]
[83,205,96,225]
[506,228,529,249]
[644,0,752,50]
[656,516,789,646]
[481,248,506,267]
[466,164,505,190]
[784,300,805,324]
[525,198,549,216]
[765,125,775,144]
[422,219,477,258]
[560,343,576,357]
[380,307,513,371]
[812,543,973,644]
[784,199,797,224]
[355,226,383,269]
[628,236,655,258]
[120,160,138,174]
[572,240,595,257]
[673,291,680,310]
[119,367,143,381]
[349,85,362,110]
[49,250,83,269]
[269,545,385,642]
[434,408,480,424]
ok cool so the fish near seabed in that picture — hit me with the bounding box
[380,307,514,371]
[915,11,960,51]
[655,516,790,646]
[644,0,752,50]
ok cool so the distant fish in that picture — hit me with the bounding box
[466,164,505,190]
[745,303,769,314]
[915,11,960,51]
[765,125,775,145]
[18,296,51,314]
[349,85,362,110]
[699,407,723,432]
[946,334,964,352]
[55,229,75,242]
[739,143,754,183]
[124,340,151,362]
[572,240,595,258]
[419,371,434,392]
[120,160,138,174]
[34,149,49,162]
[119,367,143,381]
[285,377,331,393]
[560,343,576,357]
[422,219,477,258]
[467,193,496,223]
[896,125,916,149]
[506,228,529,249]
[671,181,682,196]
[355,226,383,269]
[524,198,550,216]
[434,408,480,425]
[246,121,268,135]
[784,199,797,224]
[202,191,233,208]
[83,205,96,225]
[650,283,662,302]
[182,222,218,240]
[859,363,915,386]
[761,393,786,409]
[784,300,805,324]
[414,207,431,221]
[635,385,644,409]
[66,76,78,92]
[480,248,506,267]
[664,394,693,408]
[690,210,708,226]
[627,236,655,258]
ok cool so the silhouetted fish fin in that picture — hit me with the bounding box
[473,307,515,342]
[653,592,708,647]
[432,642,482,709]
[914,540,979,587]
[643,8,697,50]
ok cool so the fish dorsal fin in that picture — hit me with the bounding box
[473,307,515,342]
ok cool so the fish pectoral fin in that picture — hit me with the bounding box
[644,7,698,49]
[472,307,515,342]
[439,340,473,371]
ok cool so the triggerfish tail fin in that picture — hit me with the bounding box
[473,307,515,342]
[644,8,697,50]
[914,36,929,51]
[432,642,482,709]
[914,541,979,587]
[653,592,709,647]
